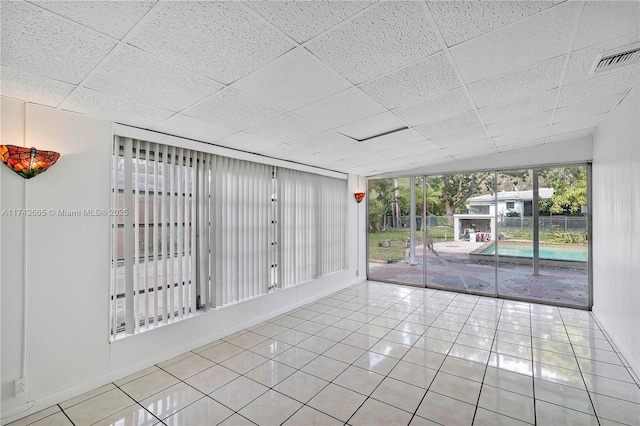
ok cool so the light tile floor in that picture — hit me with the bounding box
[10,281,640,426]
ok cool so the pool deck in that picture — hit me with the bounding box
[369,242,589,307]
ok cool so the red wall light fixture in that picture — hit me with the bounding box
[354,192,365,203]
[0,144,60,179]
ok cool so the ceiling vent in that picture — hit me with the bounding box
[591,42,640,74]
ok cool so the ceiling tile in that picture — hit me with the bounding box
[303,152,349,167]
[343,165,380,176]
[353,152,391,164]
[33,1,155,39]
[451,2,578,84]
[326,162,363,174]
[557,68,639,107]
[246,1,373,44]
[573,1,640,50]
[362,128,425,151]
[496,138,547,152]
[428,1,561,47]
[293,88,385,129]
[492,125,551,147]
[183,89,283,131]
[85,45,223,112]
[245,114,325,144]
[428,127,491,149]
[360,52,460,109]
[477,89,557,125]
[306,2,441,84]
[231,48,352,111]
[447,141,495,159]
[395,140,442,156]
[550,114,607,136]
[396,152,441,166]
[260,143,315,163]
[487,111,553,138]
[402,152,452,168]
[1,1,117,84]
[216,133,283,154]
[1,67,75,108]
[564,32,640,86]
[335,112,406,141]
[61,88,173,129]
[331,142,378,158]
[367,158,414,173]
[415,111,483,141]
[376,163,418,175]
[288,131,357,153]
[150,115,236,143]
[553,93,622,124]
[547,128,594,144]
[128,2,296,84]
[468,56,565,108]
[328,156,374,169]
[392,88,473,127]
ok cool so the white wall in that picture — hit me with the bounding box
[592,82,640,378]
[1,98,26,415]
[1,99,114,420]
[0,99,366,422]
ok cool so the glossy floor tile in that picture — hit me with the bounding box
[9,281,640,425]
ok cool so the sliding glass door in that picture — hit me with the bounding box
[367,164,590,309]
[424,173,496,296]
[367,177,424,286]
[497,166,589,307]
[495,168,535,301]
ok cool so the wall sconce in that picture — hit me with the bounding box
[354,192,365,203]
[0,145,60,179]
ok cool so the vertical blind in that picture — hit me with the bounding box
[111,136,348,338]
[209,156,272,307]
[277,169,348,287]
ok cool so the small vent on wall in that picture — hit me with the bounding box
[591,43,640,74]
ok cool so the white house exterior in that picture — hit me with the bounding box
[453,188,555,241]
[466,188,555,218]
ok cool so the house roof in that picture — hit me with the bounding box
[467,188,555,204]
[1,2,638,177]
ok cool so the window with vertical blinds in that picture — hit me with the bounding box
[207,156,273,308]
[277,169,348,287]
[111,136,348,338]
[111,138,199,336]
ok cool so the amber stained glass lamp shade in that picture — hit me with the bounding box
[0,145,60,179]
[354,192,365,203]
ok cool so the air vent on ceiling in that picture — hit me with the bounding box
[591,43,640,74]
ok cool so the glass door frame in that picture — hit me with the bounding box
[365,161,592,310]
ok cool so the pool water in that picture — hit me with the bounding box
[483,244,588,262]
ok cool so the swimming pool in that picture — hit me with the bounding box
[482,243,588,262]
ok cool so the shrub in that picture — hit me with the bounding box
[550,232,587,244]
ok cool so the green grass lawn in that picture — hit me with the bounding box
[368,228,454,263]
[369,230,410,263]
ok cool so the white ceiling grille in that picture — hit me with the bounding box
[591,43,640,74]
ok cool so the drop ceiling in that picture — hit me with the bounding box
[1,1,639,177]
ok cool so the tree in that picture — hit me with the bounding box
[394,177,441,230]
[368,179,405,231]
[538,167,587,215]
[426,173,492,216]
[426,171,528,217]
